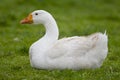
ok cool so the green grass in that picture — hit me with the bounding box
[0,0,120,80]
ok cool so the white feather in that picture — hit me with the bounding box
[104,30,106,35]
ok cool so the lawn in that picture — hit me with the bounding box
[0,0,120,80]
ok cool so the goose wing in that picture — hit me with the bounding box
[46,35,98,59]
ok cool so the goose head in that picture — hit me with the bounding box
[20,10,52,24]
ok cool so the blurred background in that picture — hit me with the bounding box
[0,0,120,79]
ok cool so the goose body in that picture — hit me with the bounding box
[20,10,108,70]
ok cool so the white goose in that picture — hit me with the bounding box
[20,10,108,70]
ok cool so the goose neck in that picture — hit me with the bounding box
[43,18,59,42]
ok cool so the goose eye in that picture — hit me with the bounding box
[35,13,38,15]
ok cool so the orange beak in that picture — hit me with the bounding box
[20,14,33,24]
